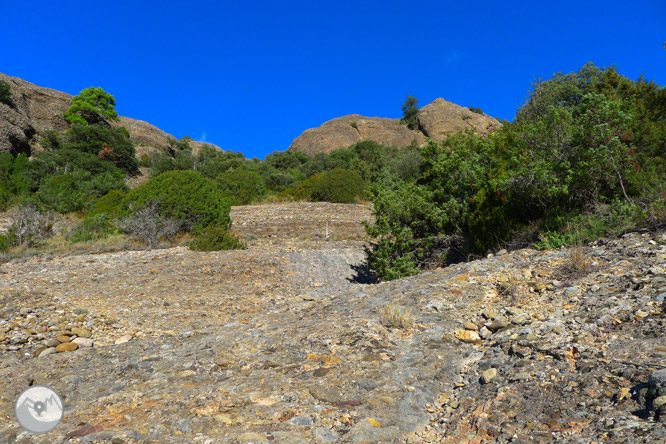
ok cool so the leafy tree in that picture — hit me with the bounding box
[0,80,12,105]
[64,123,139,175]
[64,87,120,125]
[400,95,419,130]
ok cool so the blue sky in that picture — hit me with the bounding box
[3,1,665,159]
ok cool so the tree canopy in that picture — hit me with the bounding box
[64,87,120,125]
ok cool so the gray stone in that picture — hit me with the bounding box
[478,326,491,339]
[290,416,313,426]
[564,287,582,297]
[649,369,666,397]
[38,347,56,357]
[488,317,510,332]
[313,428,340,442]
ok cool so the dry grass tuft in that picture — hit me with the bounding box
[496,272,528,301]
[380,302,413,329]
[567,245,590,276]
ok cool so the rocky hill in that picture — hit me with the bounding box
[0,73,221,157]
[1,202,665,443]
[289,99,502,156]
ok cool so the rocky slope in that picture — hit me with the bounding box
[0,203,665,443]
[288,99,501,156]
[0,72,221,156]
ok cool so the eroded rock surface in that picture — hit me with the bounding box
[288,99,501,156]
[0,203,665,443]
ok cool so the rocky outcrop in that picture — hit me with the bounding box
[0,72,222,156]
[288,98,502,156]
[417,97,502,139]
[288,114,426,157]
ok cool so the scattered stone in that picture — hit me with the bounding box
[454,329,482,344]
[478,326,491,339]
[290,416,313,427]
[45,338,61,347]
[56,335,71,343]
[38,347,56,357]
[511,313,532,325]
[72,327,92,338]
[564,287,582,297]
[480,368,498,384]
[463,322,479,331]
[488,317,510,332]
[55,342,78,352]
[73,337,94,348]
[115,334,133,344]
[654,396,666,411]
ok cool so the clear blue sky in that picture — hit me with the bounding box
[3,1,665,159]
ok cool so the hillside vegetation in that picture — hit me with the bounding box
[365,63,666,279]
[1,63,664,271]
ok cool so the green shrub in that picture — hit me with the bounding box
[216,168,266,205]
[0,234,10,252]
[310,168,365,203]
[122,170,231,231]
[36,174,88,213]
[0,80,11,105]
[282,173,323,201]
[88,189,126,218]
[40,130,62,150]
[67,213,114,243]
[190,224,245,251]
[65,123,139,175]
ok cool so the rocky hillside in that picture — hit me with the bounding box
[0,202,665,443]
[0,73,221,157]
[289,98,501,156]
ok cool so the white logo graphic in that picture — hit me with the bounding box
[14,386,64,433]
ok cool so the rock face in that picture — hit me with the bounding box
[288,98,501,156]
[0,72,222,156]
[417,97,502,139]
[288,114,426,157]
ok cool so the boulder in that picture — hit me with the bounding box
[417,98,501,139]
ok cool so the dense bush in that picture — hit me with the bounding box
[0,80,12,105]
[122,170,231,231]
[366,63,666,280]
[190,223,245,251]
[67,213,115,243]
[311,168,365,203]
[87,189,126,218]
[216,168,266,205]
[65,123,139,175]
